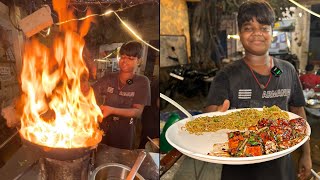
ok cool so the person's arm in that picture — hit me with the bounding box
[100,75,150,120]
[204,70,230,113]
[289,106,312,180]
[204,100,230,113]
[204,105,219,112]
[100,104,144,118]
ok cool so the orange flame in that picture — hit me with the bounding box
[19,0,103,148]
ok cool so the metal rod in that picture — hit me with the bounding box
[126,151,146,180]
[0,130,19,149]
[147,136,159,149]
[311,169,320,180]
[160,93,193,120]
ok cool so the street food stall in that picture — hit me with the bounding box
[0,0,159,179]
[0,143,158,179]
[159,0,320,179]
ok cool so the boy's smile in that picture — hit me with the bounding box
[119,55,138,73]
[239,18,272,56]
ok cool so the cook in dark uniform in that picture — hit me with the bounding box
[93,41,151,149]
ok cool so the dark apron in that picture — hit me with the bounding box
[100,115,138,150]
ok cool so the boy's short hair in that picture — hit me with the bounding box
[237,0,275,30]
[119,41,143,58]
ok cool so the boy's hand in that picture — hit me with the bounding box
[100,105,113,118]
[297,152,312,180]
[204,99,230,113]
[218,99,230,112]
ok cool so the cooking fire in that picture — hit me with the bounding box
[16,1,103,178]
[19,0,103,149]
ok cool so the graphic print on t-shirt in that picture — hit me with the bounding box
[262,89,291,99]
[238,89,252,99]
[107,87,114,93]
[119,91,135,97]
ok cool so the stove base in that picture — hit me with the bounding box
[40,154,90,180]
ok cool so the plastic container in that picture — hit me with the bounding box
[160,113,181,153]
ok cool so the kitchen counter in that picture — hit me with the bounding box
[0,143,159,180]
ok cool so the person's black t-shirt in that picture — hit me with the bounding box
[207,58,305,110]
[206,58,306,180]
[92,72,151,149]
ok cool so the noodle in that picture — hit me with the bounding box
[185,106,289,135]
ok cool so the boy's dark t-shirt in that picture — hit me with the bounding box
[93,72,151,149]
[207,58,306,180]
[139,78,160,148]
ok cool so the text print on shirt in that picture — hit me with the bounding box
[262,89,291,99]
[238,89,291,100]
[119,91,135,97]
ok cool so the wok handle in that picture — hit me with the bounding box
[126,151,146,180]
[160,148,182,176]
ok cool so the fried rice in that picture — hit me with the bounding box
[185,106,289,135]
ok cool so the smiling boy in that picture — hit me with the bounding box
[205,1,311,179]
[93,41,151,150]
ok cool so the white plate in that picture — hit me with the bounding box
[165,108,311,165]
